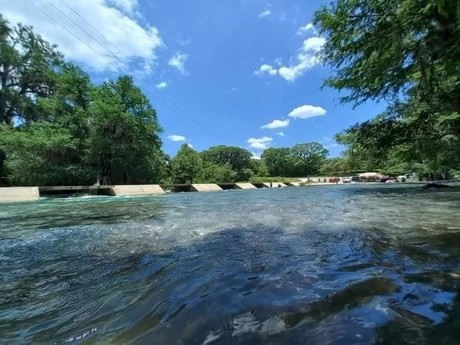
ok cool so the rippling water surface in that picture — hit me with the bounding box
[1,185,460,344]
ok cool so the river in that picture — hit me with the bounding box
[1,185,459,344]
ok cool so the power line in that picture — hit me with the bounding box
[57,0,127,57]
[47,0,214,136]
[41,0,126,71]
[26,0,108,60]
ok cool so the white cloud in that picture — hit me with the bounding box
[277,131,285,137]
[167,135,187,142]
[288,105,327,119]
[187,143,194,149]
[261,119,290,129]
[259,10,271,18]
[251,152,261,160]
[248,137,273,150]
[107,0,138,15]
[255,35,325,82]
[0,0,162,74]
[156,81,168,89]
[255,64,278,76]
[278,37,325,81]
[168,52,188,74]
[302,37,326,52]
[297,23,315,35]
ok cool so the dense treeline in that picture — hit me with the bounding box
[6,1,455,188]
[314,0,460,178]
[0,17,167,186]
[170,143,332,184]
[0,17,335,187]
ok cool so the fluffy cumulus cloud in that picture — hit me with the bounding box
[255,64,278,76]
[297,22,315,35]
[167,135,187,142]
[0,0,162,74]
[248,137,273,150]
[288,105,327,119]
[261,119,290,129]
[255,25,325,82]
[277,131,285,137]
[156,81,168,89]
[168,52,188,74]
[258,10,272,18]
[107,0,138,15]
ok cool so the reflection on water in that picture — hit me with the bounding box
[0,185,459,344]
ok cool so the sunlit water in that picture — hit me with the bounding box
[1,185,460,344]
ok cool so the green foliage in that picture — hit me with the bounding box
[196,162,237,183]
[290,143,329,176]
[201,146,252,180]
[315,0,460,176]
[88,76,165,185]
[0,18,166,186]
[250,159,269,177]
[319,157,347,176]
[261,143,328,177]
[0,122,94,186]
[262,147,292,176]
[171,144,202,184]
[0,16,63,125]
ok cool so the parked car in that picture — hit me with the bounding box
[343,177,351,183]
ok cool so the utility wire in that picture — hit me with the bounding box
[41,0,126,71]
[26,1,108,60]
[43,0,214,136]
[57,0,127,56]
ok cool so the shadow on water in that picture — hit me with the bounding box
[1,220,459,344]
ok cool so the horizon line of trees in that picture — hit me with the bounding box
[2,2,459,188]
[0,16,341,187]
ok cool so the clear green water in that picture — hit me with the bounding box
[1,185,460,344]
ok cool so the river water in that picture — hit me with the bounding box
[1,185,460,344]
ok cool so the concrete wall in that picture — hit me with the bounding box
[263,182,287,188]
[287,182,301,187]
[110,185,165,196]
[0,187,40,203]
[235,183,257,189]
[191,184,223,192]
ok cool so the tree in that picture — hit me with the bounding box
[0,16,63,125]
[171,144,202,184]
[261,147,292,176]
[315,0,460,175]
[201,145,252,180]
[290,143,329,176]
[196,162,237,183]
[0,122,94,186]
[88,76,166,185]
[250,158,269,177]
[314,0,460,105]
[320,157,347,176]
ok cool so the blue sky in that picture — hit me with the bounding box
[1,0,386,158]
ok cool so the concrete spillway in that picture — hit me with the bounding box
[191,184,223,192]
[263,182,287,188]
[235,183,257,189]
[110,185,165,196]
[0,187,40,203]
[1,181,307,202]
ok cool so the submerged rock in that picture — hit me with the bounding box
[423,183,450,189]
